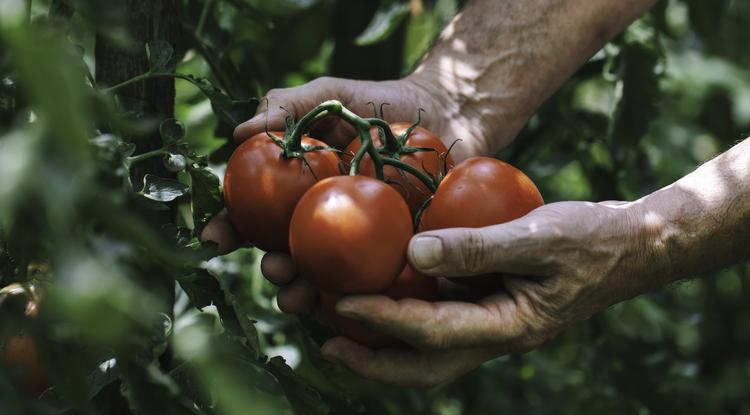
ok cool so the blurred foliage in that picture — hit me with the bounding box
[0,0,749,414]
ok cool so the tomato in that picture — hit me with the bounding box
[289,176,412,294]
[320,265,438,348]
[1,284,50,395]
[419,157,544,290]
[224,132,341,252]
[3,336,49,394]
[343,123,454,216]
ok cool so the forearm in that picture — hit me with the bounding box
[634,137,750,286]
[407,0,659,156]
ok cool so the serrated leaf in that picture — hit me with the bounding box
[147,40,175,72]
[188,165,223,233]
[180,75,237,125]
[267,356,330,415]
[139,174,188,202]
[354,1,410,46]
[175,269,225,310]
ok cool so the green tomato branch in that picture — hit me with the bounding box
[286,100,439,191]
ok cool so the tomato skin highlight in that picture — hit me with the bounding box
[289,176,412,294]
[344,123,454,216]
[419,157,544,290]
[320,265,438,348]
[224,132,341,252]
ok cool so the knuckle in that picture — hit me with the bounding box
[412,327,448,350]
[264,87,287,101]
[457,230,491,274]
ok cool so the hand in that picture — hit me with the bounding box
[319,201,675,386]
[233,76,483,161]
[204,75,488,309]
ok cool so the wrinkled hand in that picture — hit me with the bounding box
[318,201,673,386]
[204,75,484,313]
[233,76,477,159]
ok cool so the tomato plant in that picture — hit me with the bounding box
[420,157,544,290]
[224,132,341,252]
[343,123,453,215]
[320,264,438,348]
[289,175,413,294]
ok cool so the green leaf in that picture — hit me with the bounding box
[267,357,330,415]
[139,174,188,202]
[146,40,175,72]
[354,1,410,46]
[188,165,222,233]
[119,360,200,415]
[159,118,186,144]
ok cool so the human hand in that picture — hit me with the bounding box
[318,200,676,386]
[205,75,489,307]
[233,76,484,161]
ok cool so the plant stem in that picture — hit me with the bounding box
[127,149,169,165]
[381,158,437,193]
[196,0,214,37]
[349,135,372,176]
[104,72,195,93]
[364,118,400,153]
[286,101,344,153]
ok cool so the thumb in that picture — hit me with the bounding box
[407,225,556,278]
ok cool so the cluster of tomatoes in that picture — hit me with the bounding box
[223,102,543,347]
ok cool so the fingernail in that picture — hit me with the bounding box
[321,343,342,363]
[409,236,443,270]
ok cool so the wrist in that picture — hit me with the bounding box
[405,64,532,160]
[622,196,683,289]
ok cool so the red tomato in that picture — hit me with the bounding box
[1,284,50,395]
[3,336,49,394]
[289,176,412,294]
[419,157,544,290]
[224,132,341,252]
[343,123,454,216]
[320,265,438,348]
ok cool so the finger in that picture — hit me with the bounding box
[233,104,290,143]
[321,337,496,387]
[335,294,527,350]
[408,218,560,278]
[200,210,244,255]
[260,252,297,285]
[276,277,318,314]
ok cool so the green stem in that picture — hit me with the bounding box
[126,149,169,165]
[349,135,372,177]
[364,118,400,153]
[381,158,437,193]
[196,0,214,37]
[286,101,343,153]
[286,100,436,187]
[356,126,385,180]
[104,72,195,93]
